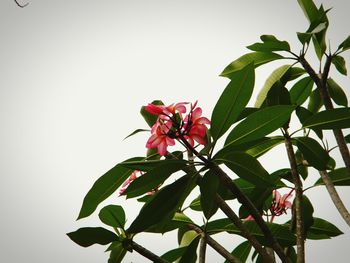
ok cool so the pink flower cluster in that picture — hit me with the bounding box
[145,101,211,156]
[270,189,293,221]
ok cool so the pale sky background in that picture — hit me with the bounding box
[1,0,350,262]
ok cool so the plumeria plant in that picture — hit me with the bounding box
[68,0,350,262]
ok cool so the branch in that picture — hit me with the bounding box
[284,132,305,263]
[187,224,242,263]
[319,170,350,226]
[14,0,29,8]
[199,232,207,263]
[130,240,170,263]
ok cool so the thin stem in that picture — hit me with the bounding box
[199,230,207,263]
[187,224,242,263]
[319,170,350,226]
[215,195,273,263]
[130,240,170,263]
[283,131,304,263]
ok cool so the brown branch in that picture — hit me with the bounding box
[199,233,207,263]
[130,240,170,263]
[14,0,29,8]
[187,224,242,263]
[284,132,304,263]
[319,170,350,226]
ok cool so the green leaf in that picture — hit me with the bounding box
[120,159,185,172]
[314,168,350,186]
[67,227,119,248]
[178,236,200,263]
[332,55,347,75]
[265,85,291,107]
[217,152,274,187]
[255,65,291,108]
[225,105,295,147]
[290,77,314,106]
[123,160,188,198]
[327,78,348,107]
[145,212,194,234]
[127,174,193,234]
[297,0,319,22]
[303,108,350,130]
[338,35,350,52]
[161,247,187,262]
[297,32,312,45]
[211,64,255,140]
[220,52,283,78]
[247,35,290,52]
[200,169,220,219]
[206,219,295,247]
[307,88,323,113]
[310,6,329,60]
[226,241,252,263]
[77,157,143,220]
[189,196,202,211]
[123,129,149,140]
[140,100,164,127]
[307,217,343,240]
[345,134,350,144]
[108,242,127,263]
[301,195,314,236]
[245,136,284,158]
[99,205,126,229]
[294,137,330,170]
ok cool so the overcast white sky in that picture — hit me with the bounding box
[1,0,349,262]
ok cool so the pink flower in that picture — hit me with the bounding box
[270,189,293,220]
[119,170,140,195]
[244,215,255,221]
[146,121,175,156]
[145,102,188,117]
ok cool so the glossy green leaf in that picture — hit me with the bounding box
[220,52,283,78]
[145,212,194,234]
[124,160,187,198]
[179,236,200,263]
[189,196,202,211]
[290,77,314,105]
[211,64,255,140]
[338,35,350,52]
[225,105,295,147]
[127,174,193,234]
[161,247,187,262]
[327,78,348,107]
[123,129,149,140]
[247,35,290,52]
[217,152,274,187]
[297,0,319,22]
[303,108,350,130]
[255,65,291,107]
[206,219,295,247]
[307,217,343,240]
[294,137,330,170]
[310,6,329,60]
[297,32,312,45]
[225,241,252,263]
[301,195,314,236]
[140,100,163,127]
[265,85,291,107]
[307,88,323,113]
[108,242,127,263]
[314,168,350,186]
[77,157,143,220]
[332,55,347,75]
[245,136,284,158]
[67,227,119,248]
[98,205,125,229]
[200,169,220,219]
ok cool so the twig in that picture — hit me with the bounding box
[130,240,170,263]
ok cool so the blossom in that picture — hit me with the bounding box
[119,170,140,195]
[146,121,175,156]
[145,102,188,117]
[270,189,293,219]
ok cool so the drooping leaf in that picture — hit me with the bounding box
[220,52,283,78]
[140,100,164,127]
[290,77,314,106]
[327,78,348,107]
[98,205,126,229]
[294,137,330,170]
[225,241,252,263]
[307,88,323,113]
[123,129,149,140]
[225,105,295,147]
[314,168,350,186]
[200,169,220,219]
[247,35,290,52]
[127,174,193,234]
[77,157,143,220]
[255,65,291,107]
[161,247,187,262]
[307,217,343,240]
[123,160,188,198]
[108,242,127,263]
[332,55,347,75]
[67,227,119,248]
[211,64,255,140]
[338,35,350,52]
[302,108,350,130]
[217,152,274,187]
